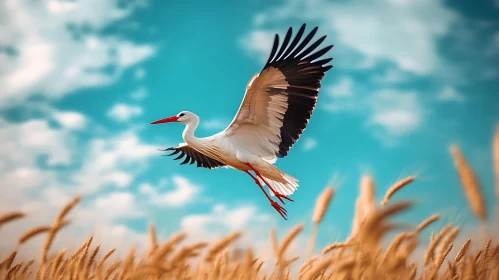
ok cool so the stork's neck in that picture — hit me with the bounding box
[182,117,200,144]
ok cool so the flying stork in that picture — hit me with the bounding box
[151,24,333,219]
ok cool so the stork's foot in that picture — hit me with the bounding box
[270,200,287,220]
[274,192,294,204]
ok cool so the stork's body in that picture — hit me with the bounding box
[151,24,333,219]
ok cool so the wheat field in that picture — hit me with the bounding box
[0,126,498,279]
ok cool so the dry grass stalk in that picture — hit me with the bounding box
[2,139,499,280]
[424,224,452,265]
[0,212,25,227]
[56,196,82,222]
[5,261,23,279]
[96,249,116,271]
[104,260,121,280]
[18,226,51,244]
[484,239,491,260]
[455,239,471,262]
[299,256,318,276]
[41,197,78,265]
[277,224,303,263]
[20,260,34,276]
[416,214,439,232]
[449,145,487,221]
[381,176,415,206]
[0,250,17,270]
[350,176,376,240]
[304,257,332,280]
[270,228,278,258]
[151,232,187,264]
[87,245,100,272]
[205,232,242,262]
[437,227,459,257]
[322,242,350,255]
[148,224,158,256]
[308,187,334,257]
[312,187,334,224]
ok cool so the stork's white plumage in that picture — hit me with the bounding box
[151,24,333,219]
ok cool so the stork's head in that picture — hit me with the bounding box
[150,111,197,125]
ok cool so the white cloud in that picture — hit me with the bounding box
[81,192,144,221]
[324,77,359,112]
[181,203,272,242]
[130,87,148,100]
[139,176,200,207]
[52,111,87,130]
[244,0,458,75]
[0,0,156,107]
[368,91,423,136]
[328,77,353,97]
[0,121,155,258]
[437,86,465,102]
[239,30,276,63]
[107,103,143,122]
[73,131,157,193]
[0,118,73,167]
[302,137,317,151]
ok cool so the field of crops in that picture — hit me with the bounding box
[0,127,498,279]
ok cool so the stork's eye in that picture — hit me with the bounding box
[179,113,185,117]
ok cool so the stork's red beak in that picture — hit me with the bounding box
[150,116,178,124]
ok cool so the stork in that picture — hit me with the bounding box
[151,24,333,219]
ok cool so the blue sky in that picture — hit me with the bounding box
[1,0,499,258]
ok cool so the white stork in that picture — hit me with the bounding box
[151,24,333,219]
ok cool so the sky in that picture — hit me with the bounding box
[1,0,499,260]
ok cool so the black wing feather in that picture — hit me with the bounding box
[262,24,333,158]
[163,145,225,169]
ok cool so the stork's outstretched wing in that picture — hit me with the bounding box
[223,23,333,159]
[162,144,226,169]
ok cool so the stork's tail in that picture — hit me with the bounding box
[261,171,299,196]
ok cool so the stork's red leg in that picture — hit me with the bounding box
[243,170,287,220]
[245,163,294,204]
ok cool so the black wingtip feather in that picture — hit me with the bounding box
[275,27,293,62]
[280,24,306,62]
[261,24,333,158]
[163,145,226,169]
[264,34,280,69]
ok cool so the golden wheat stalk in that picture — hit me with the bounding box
[0,212,25,228]
[151,232,187,264]
[416,214,439,232]
[424,224,452,265]
[455,239,471,262]
[381,176,415,206]
[350,175,376,241]
[96,248,116,271]
[308,187,334,257]
[205,232,242,262]
[436,226,459,261]
[277,224,303,263]
[322,242,351,255]
[312,187,334,224]
[270,228,279,258]
[449,145,487,221]
[0,250,17,270]
[18,226,51,244]
[56,196,82,222]
[5,261,23,279]
[148,224,158,256]
[41,197,80,265]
